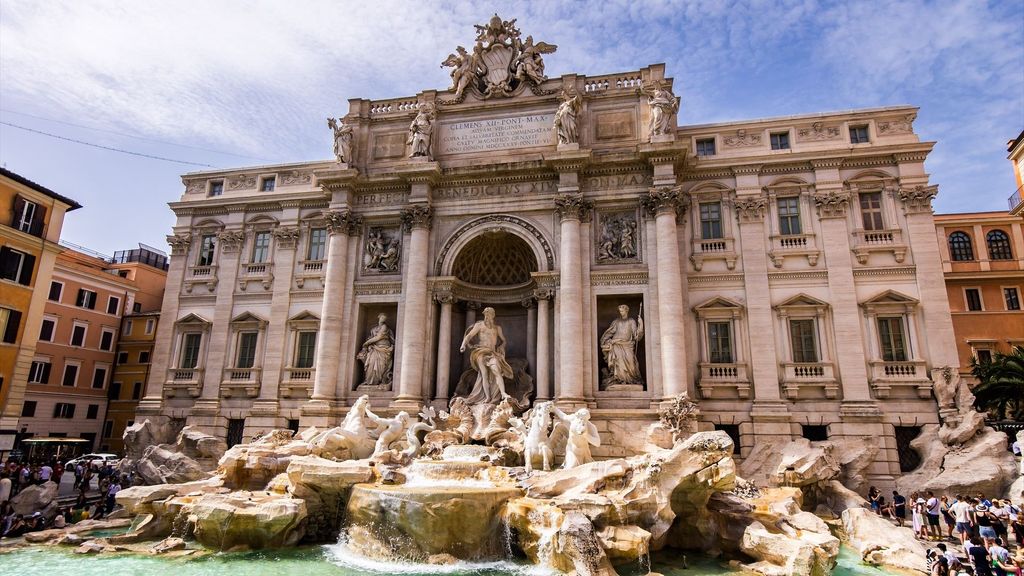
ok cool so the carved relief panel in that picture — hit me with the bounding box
[362,225,402,274]
[594,210,640,264]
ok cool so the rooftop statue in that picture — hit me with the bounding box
[553,89,582,145]
[407,103,435,159]
[640,80,680,139]
[326,117,354,164]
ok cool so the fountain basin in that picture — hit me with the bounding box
[404,459,492,482]
[344,482,523,561]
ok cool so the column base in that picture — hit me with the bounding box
[839,400,882,420]
[135,397,165,417]
[299,399,334,428]
[750,400,791,419]
[554,397,587,410]
[389,396,422,411]
[250,399,280,417]
[190,399,220,417]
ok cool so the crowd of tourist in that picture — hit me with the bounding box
[868,486,1022,576]
[0,457,129,540]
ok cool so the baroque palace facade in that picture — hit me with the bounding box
[139,18,959,484]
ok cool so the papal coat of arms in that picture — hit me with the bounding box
[441,14,557,102]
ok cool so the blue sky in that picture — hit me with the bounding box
[1,0,1022,255]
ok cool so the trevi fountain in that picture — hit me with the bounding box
[4,14,1019,576]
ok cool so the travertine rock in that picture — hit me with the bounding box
[218,429,313,490]
[831,437,879,492]
[286,456,374,542]
[597,524,652,565]
[135,445,211,485]
[123,420,178,461]
[175,426,227,463]
[738,438,839,489]
[11,481,58,517]
[558,512,617,576]
[842,506,927,574]
[189,491,307,550]
[740,520,838,576]
[897,426,1015,497]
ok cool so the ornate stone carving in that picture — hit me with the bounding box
[227,174,257,191]
[327,117,355,164]
[797,122,841,141]
[723,129,762,148]
[357,313,394,389]
[185,181,205,195]
[166,234,192,256]
[363,226,402,273]
[400,204,434,231]
[659,392,701,442]
[734,196,768,223]
[325,210,362,236]
[878,114,915,135]
[280,170,312,186]
[812,191,851,219]
[407,103,435,159]
[434,291,455,305]
[533,286,554,301]
[640,81,680,139]
[600,304,644,389]
[459,306,513,405]
[554,193,592,221]
[641,186,684,217]
[216,230,245,253]
[554,89,582,146]
[895,184,937,214]
[596,212,639,262]
[440,15,557,103]
[272,226,301,249]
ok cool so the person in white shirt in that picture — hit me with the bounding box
[926,491,942,539]
[39,464,52,482]
[0,473,10,503]
[950,495,974,545]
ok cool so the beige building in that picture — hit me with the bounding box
[21,247,138,450]
[0,168,80,453]
[139,23,960,486]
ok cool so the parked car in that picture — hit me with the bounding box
[65,453,120,470]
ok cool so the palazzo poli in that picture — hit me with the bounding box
[138,16,963,488]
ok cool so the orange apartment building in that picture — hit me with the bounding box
[20,247,139,450]
[0,168,80,455]
[104,246,167,454]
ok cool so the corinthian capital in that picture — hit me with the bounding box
[554,193,593,222]
[812,191,851,219]
[216,230,245,253]
[325,210,362,236]
[400,204,433,231]
[641,186,685,218]
[895,185,938,214]
[166,234,192,256]
[734,196,768,223]
[272,226,301,249]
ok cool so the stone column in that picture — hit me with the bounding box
[393,204,433,409]
[534,286,553,401]
[525,298,537,383]
[303,210,359,426]
[462,301,479,372]
[434,292,453,404]
[555,193,590,406]
[642,187,689,400]
[137,233,191,415]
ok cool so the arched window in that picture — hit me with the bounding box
[987,230,1013,260]
[948,232,974,261]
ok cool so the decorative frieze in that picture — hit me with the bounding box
[734,196,768,223]
[595,211,640,263]
[185,181,205,195]
[280,170,313,186]
[812,191,851,219]
[216,230,246,253]
[354,281,403,296]
[896,185,937,214]
[227,174,257,190]
[878,114,915,135]
[723,129,762,148]
[796,122,841,142]
[554,193,593,222]
[400,204,434,231]
[272,226,301,249]
[325,210,362,236]
[166,234,192,256]
[363,226,402,273]
[590,270,649,286]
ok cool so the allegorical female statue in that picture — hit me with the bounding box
[554,89,581,145]
[327,117,353,164]
[641,81,680,138]
[357,313,394,388]
[600,304,644,387]
[407,103,435,159]
[459,307,513,405]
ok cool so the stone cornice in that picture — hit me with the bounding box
[852,266,916,278]
[314,167,360,191]
[767,270,829,281]
[354,281,403,296]
[544,149,592,172]
[590,270,649,286]
[731,164,762,176]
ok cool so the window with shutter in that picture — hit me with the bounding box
[0,247,32,285]
[1,308,21,343]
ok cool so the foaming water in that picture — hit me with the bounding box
[323,538,558,575]
[400,477,498,489]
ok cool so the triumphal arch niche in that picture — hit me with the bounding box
[151,14,957,481]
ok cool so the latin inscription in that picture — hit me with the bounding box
[356,191,408,207]
[439,114,555,155]
[434,180,558,200]
[582,173,652,192]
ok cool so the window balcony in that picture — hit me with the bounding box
[690,237,738,271]
[868,359,931,399]
[184,265,218,293]
[1009,186,1023,216]
[238,262,273,291]
[295,260,326,289]
[697,362,750,399]
[165,368,203,398]
[281,367,315,398]
[220,367,261,398]
[851,229,907,265]
[768,234,821,268]
[780,362,838,399]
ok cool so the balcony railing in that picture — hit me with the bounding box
[281,367,315,398]
[868,359,931,399]
[851,229,906,264]
[781,362,838,399]
[697,362,750,399]
[690,237,738,271]
[242,262,271,276]
[165,368,203,398]
[1009,186,1024,214]
[768,234,821,267]
[190,265,216,278]
[301,260,324,273]
[221,367,261,398]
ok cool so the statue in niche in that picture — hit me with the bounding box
[640,81,680,138]
[553,406,600,469]
[554,89,582,145]
[597,213,638,262]
[364,227,401,273]
[459,307,513,405]
[357,313,394,388]
[600,304,644,388]
[327,117,354,164]
[407,103,435,159]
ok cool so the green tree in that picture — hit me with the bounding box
[970,345,1024,421]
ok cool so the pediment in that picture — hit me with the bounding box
[231,311,267,324]
[176,313,211,325]
[693,295,744,311]
[861,289,918,305]
[775,293,829,309]
[288,310,320,322]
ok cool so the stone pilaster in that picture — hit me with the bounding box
[393,203,433,409]
[433,289,454,404]
[533,274,556,402]
[303,209,360,427]
[554,193,590,406]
